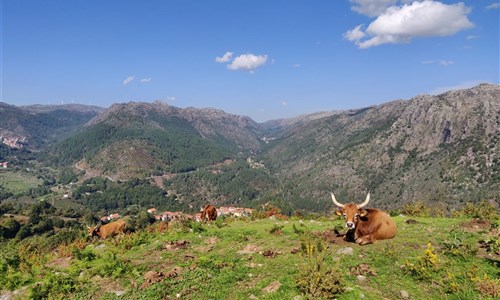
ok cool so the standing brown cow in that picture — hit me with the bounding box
[87,219,126,239]
[201,205,217,222]
[331,192,396,245]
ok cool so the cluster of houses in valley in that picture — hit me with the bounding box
[1,135,26,149]
[100,206,254,224]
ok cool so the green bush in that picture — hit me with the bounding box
[28,273,77,300]
[92,251,136,279]
[403,243,440,281]
[452,201,499,220]
[72,247,96,262]
[295,239,344,299]
[0,218,21,239]
[402,201,431,217]
[442,231,477,259]
[269,224,284,235]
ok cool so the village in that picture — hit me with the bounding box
[99,206,255,224]
[0,135,26,149]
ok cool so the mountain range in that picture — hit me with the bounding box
[1,83,498,212]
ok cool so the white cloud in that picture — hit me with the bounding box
[140,78,152,83]
[167,96,176,102]
[486,3,500,10]
[281,101,288,106]
[123,76,135,85]
[439,60,454,66]
[227,53,268,71]
[466,35,479,40]
[345,1,474,48]
[215,51,233,63]
[344,24,366,41]
[421,60,455,66]
[350,0,397,17]
[292,63,301,68]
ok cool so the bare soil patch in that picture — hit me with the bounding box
[460,219,491,232]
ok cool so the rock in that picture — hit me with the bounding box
[237,244,261,255]
[400,290,409,299]
[356,275,367,281]
[95,244,106,249]
[350,263,377,276]
[336,247,354,255]
[262,281,281,293]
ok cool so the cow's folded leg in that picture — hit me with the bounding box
[356,235,374,245]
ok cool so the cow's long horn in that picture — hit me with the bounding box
[330,192,344,208]
[357,193,370,208]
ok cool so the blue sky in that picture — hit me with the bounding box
[1,0,498,122]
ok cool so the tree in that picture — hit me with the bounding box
[0,218,21,239]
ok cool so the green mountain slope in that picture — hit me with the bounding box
[42,101,264,181]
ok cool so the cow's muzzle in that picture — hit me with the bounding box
[346,222,355,229]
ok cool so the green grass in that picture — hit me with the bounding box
[0,170,42,194]
[1,216,499,299]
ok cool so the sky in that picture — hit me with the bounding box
[1,0,499,122]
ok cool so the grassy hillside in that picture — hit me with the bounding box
[1,213,498,299]
[0,170,44,202]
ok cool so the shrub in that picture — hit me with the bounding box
[452,201,499,220]
[470,274,499,298]
[28,273,77,300]
[0,218,21,239]
[295,239,344,299]
[72,247,96,262]
[214,217,227,228]
[442,231,477,259]
[118,231,151,250]
[190,221,206,233]
[401,201,431,217]
[479,235,500,255]
[292,223,305,235]
[403,243,439,281]
[93,251,135,278]
[269,224,284,235]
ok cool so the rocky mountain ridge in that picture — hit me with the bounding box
[1,83,498,211]
[261,83,499,210]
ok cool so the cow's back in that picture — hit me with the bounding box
[100,220,126,239]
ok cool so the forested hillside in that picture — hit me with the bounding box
[0,84,498,214]
[0,102,103,149]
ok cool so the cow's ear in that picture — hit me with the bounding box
[358,209,368,217]
[335,209,343,216]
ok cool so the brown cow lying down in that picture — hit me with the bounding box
[88,219,126,239]
[331,192,396,245]
[201,205,217,222]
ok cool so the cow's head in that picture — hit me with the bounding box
[331,192,370,229]
[87,225,100,237]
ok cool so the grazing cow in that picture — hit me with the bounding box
[87,219,126,239]
[201,205,217,222]
[331,192,396,245]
